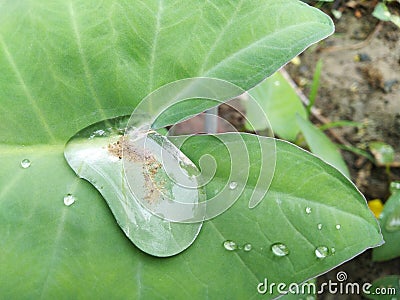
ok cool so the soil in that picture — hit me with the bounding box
[284,4,400,299]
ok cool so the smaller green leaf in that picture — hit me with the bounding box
[247,71,307,141]
[369,141,395,165]
[64,116,203,257]
[364,275,400,300]
[296,115,350,177]
[373,187,400,261]
[175,133,383,292]
[373,3,400,28]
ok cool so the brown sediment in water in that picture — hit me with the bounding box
[108,135,166,204]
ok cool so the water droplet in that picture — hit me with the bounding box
[20,159,31,169]
[315,246,329,259]
[331,247,336,255]
[317,223,323,230]
[63,194,76,206]
[223,240,237,251]
[305,207,312,214]
[271,243,289,257]
[336,224,341,230]
[274,81,280,86]
[243,243,252,252]
[229,181,238,190]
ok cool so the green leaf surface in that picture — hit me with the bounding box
[364,275,400,300]
[372,188,400,262]
[1,133,382,298]
[247,71,307,141]
[296,115,350,177]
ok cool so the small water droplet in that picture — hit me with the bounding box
[315,246,329,259]
[243,243,252,252]
[331,247,336,255]
[20,159,31,169]
[305,207,312,214]
[317,223,323,230]
[336,224,341,230]
[274,81,280,86]
[223,240,237,251]
[63,194,76,206]
[271,243,289,257]
[229,181,238,190]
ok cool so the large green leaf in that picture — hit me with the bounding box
[1,133,382,298]
[0,0,336,297]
